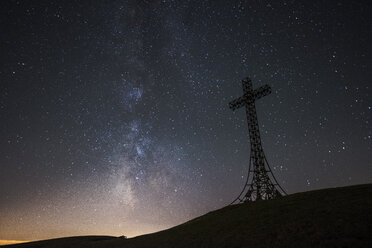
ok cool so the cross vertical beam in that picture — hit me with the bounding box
[229,77,285,202]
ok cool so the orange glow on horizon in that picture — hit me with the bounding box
[0,240,31,245]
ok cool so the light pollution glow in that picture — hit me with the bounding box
[0,240,30,246]
[0,147,205,241]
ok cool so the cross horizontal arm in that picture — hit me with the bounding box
[229,85,271,111]
[229,96,245,111]
[253,85,271,100]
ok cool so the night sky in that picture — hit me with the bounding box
[1,0,371,242]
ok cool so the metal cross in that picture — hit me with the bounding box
[229,77,285,202]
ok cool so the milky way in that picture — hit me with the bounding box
[1,0,371,241]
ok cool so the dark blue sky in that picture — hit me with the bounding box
[0,0,371,241]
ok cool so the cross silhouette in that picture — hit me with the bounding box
[229,77,285,202]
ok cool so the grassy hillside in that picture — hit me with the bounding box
[4,184,372,248]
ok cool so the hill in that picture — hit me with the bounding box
[3,184,372,248]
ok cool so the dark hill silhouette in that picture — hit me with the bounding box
[3,184,372,248]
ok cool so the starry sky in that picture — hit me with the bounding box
[1,0,371,242]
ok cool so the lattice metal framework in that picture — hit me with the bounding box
[229,77,286,203]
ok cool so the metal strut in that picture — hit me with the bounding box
[229,156,252,205]
[230,153,287,204]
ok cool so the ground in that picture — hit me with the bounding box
[3,184,372,248]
